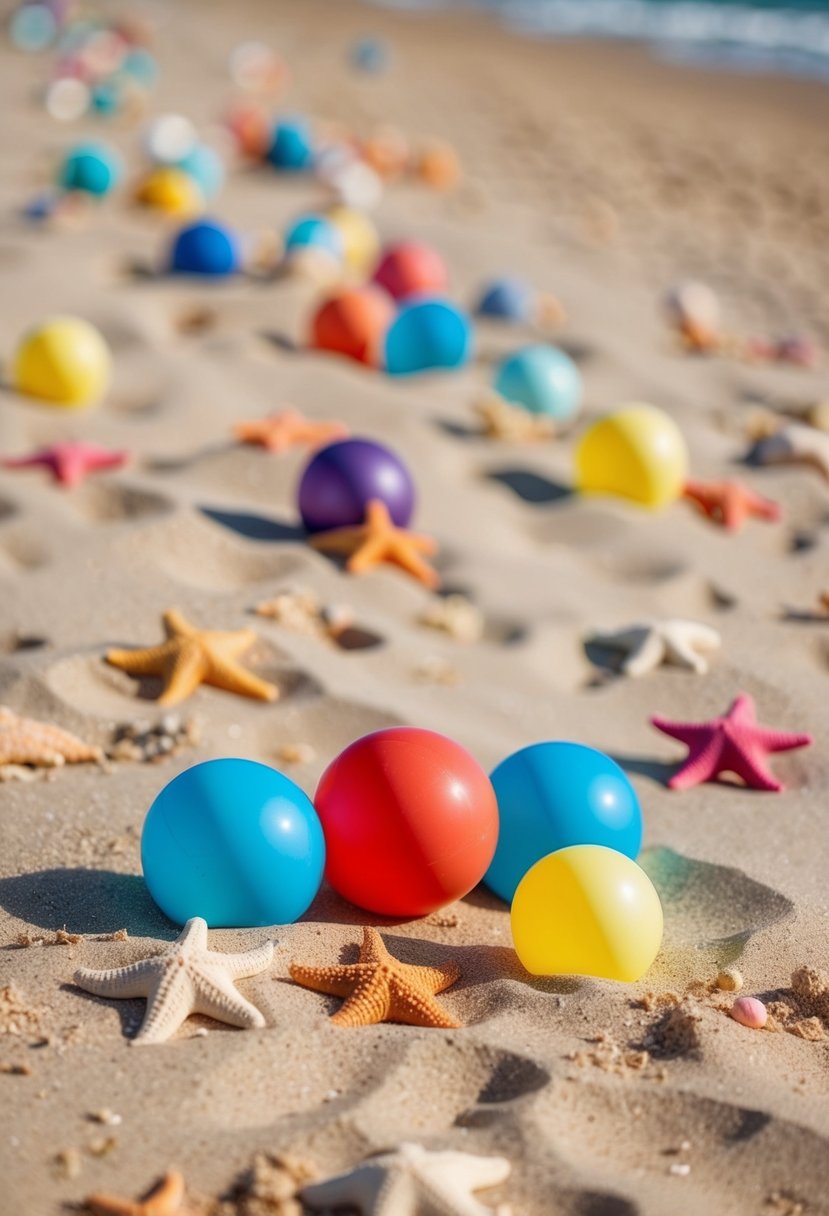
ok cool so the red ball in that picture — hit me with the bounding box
[315,727,499,916]
[372,240,449,302]
[310,285,394,366]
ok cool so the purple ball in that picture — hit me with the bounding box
[298,437,415,534]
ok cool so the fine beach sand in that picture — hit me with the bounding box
[2,1,829,1212]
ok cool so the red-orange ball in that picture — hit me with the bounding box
[310,285,395,366]
[224,101,271,160]
[315,727,499,917]
[372,240,449,302]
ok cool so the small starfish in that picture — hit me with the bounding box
[2,441,128,489]
[682,479,781,532]
[651,692,812,792]
[750,423,829,482]
[309,499,440,589]
[0,705,102,768]
[106,609,278,706]
[85,1171,185,1216]
[234,408,348,453]
[588,619,721,676]
[289,926,462,1028]
[301,1142,511,1216]
[74,917,273,1045]
[475,392,556,442]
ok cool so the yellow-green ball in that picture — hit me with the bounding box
[12,317,112,408]
[575,403,689,509]
[325,205,380,276]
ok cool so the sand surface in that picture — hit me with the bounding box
[2,2,829,1213]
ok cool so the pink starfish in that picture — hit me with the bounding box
[651,692,812,792]
[2,441,128,489]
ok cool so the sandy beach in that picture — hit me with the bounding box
[2,1,829,1213]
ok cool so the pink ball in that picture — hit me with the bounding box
[372,240,448,302]
[730,996,767,1029]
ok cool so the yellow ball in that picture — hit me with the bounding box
[12,316,111,408]
[135,166,205,218]
[325,205,380,276]
[511,844,663,982]
[575,403,688,509]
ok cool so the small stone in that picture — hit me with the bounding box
[716,968,743,992]
[731,996,768,1029]
[55,1147,82,1179]
[276,743,316,766]
[669,1162,691,1177]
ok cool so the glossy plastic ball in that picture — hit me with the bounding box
[298,437,414,534]
[315,727,499,916]
[136,166,204,218]
[310,285,394,366]
[484,742,642,904]
[284,214,343,261]
[144,113,196,164]
[575,403,689,509]
[373,240,448,301]
[476,277,533,322]
[325,205,380,275]
[12,316,111,407]
[225,100,271,159]
[169,218,240,277]
[10,4,57,51]
[494,344,582,421]
[511,844,663,981]
[384,297,472,375]
[141,758,325,928]
[268,117,314,170]
[175,143,225,200]
[58,141,120,196]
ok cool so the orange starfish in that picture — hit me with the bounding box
[309,499,440,588]
[85,1171,185,1216]
[234,408,348,454]
[289,926,462,1028]
[682,479,781,533]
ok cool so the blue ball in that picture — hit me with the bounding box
[91,78,123,116]
[384,297,473,376]
[484,742,642,904]
[10,4,57,52]
[284,215,343,260]
[141,758,326,927]
[350,36,390,74]
[169,218,240,276]
[494,343,582,421]
[58,141,120,196]
[176,143,225,200]
[122,47,159,87]
[268,117,314,171]
[476,277,533,323]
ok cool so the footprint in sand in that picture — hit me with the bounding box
[69,481,176,525]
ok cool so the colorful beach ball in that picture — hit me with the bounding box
[373,240,448,301]
[169,218,241,277]
[476,277,533,323]
[135,166,204,218]
[325,205,379,276]
[484,742,642,904]
[268,116,315,170]
[12,315,111,408]
[511,845,663,982]
[384,297,472,376]
[175,143,225,200]
[298,436,414,534]
[58,141,121,196]
[310,285,394,366]
[315,727,498,917]
[141,759,325,927]
[284,214,344,261]
[575,403,689,509]
[494,344,582,422]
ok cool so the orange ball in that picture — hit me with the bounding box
[416,140,461,191]
[310,285,395,366]
[224,101,271,160]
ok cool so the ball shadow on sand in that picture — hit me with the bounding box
[0,868,175,939]
[199,505,306,543]
[485,467,573,505]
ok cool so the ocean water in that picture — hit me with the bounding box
[373,0,829,80]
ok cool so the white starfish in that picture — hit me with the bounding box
[587,619,722,677]
[74,917,273,1045]
[301,1142,511,1216]
[751,423,829,481]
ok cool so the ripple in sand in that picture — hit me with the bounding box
[70,482,176,525]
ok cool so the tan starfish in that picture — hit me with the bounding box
[0,706,102,768]
[106,609,278,706]
[74,917,273,1045]
[309,499,440,589]
[289,926,462,1028]
[234,408,348,453]
[475,392,556,442]
[86,1170,185,1216]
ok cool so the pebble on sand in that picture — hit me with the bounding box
[730,996,767,1029]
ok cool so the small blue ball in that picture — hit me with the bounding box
[122,47,159,87]
[484,742,642,904]
[176,143,225,200]
[476,277,533,323]
[268,117,314,171]
[141,758,326,927]
[349,36,390,74]
[384,296,473,376]
[494,343,582,421]
[58,141,120,196]
[10,4,57,52]
[284,214,343,260]
[90,78,123,116]
[169,218,240,277]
